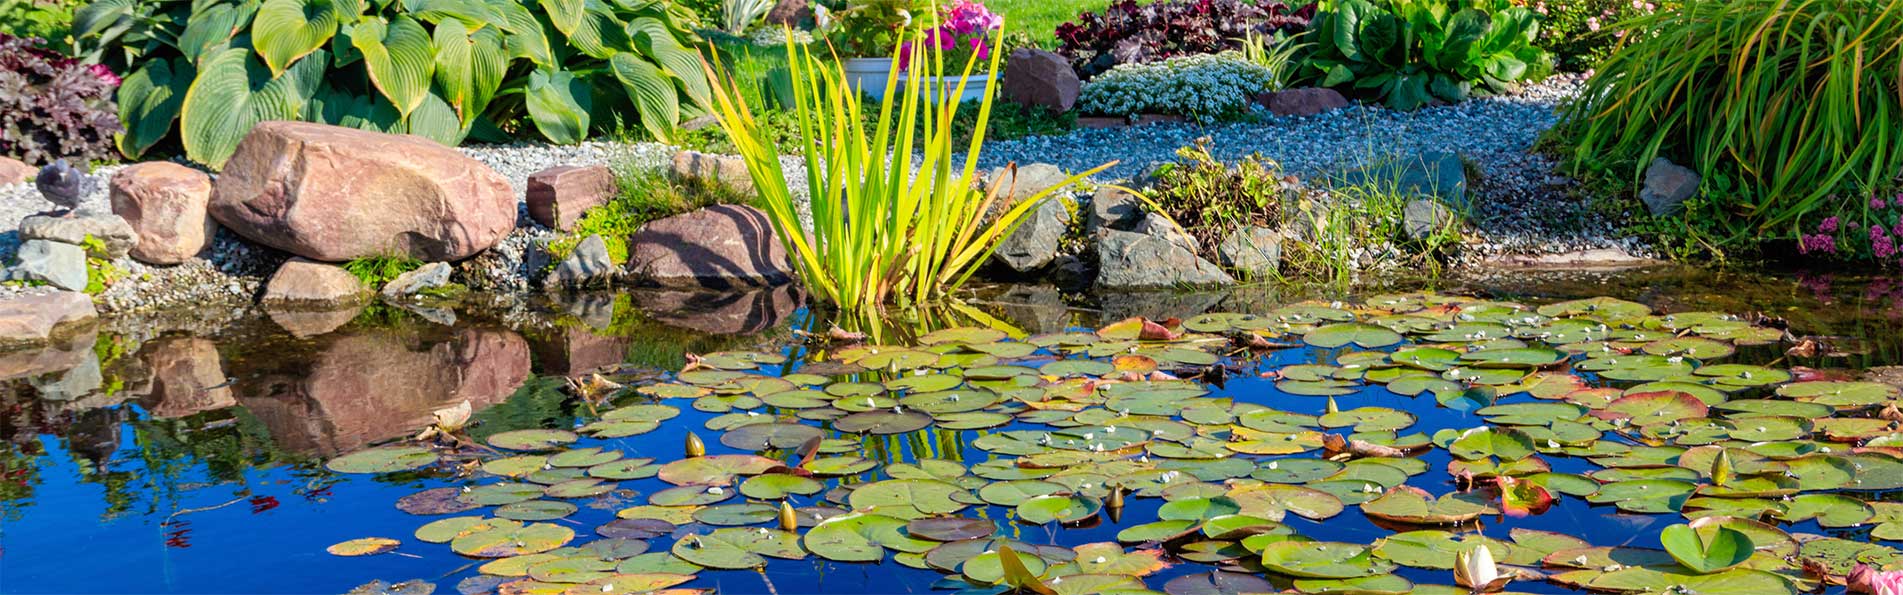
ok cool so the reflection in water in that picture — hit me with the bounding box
[3,271,1903,593]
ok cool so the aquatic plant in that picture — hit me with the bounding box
[700,22,1111,311]
[1560,0,1903,252]
[318,291,1903,595]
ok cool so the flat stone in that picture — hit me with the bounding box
[1134,213,1198,253]
[1641,157,1699,217]
[0,291,97,349]
[526,165,616,231]
[1086,186,1144,233]
[668,150,753,195]
[1338,151,1470,209]
[0,156,31,185]
[8,239,88,291]
[381,262,452,298]
[1216,225,1283,278]
[549,234,616,289]
[992,197,1071,273]
[1257,87,1350,117]
[19,213,137,259]
[262,258,369,305]
[627,204,793,290]
[111,162,216,264]
[1095,229,1234,288]
[211,121,516,262]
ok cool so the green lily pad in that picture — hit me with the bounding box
[1257,541,1394,579]
[327,446,439,474]
[1305,324,1404,349]
[670,528,804,569]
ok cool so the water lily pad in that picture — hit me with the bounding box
[657,455,782,486]
[1359,487,1491,525]
[720,423,823,450]
[670,528,804,569]
[804,512,928,562]
[496,500,578,521]
[327,537,400,556]
[1017,494,1101,524]
[1306,324,1404,349]
[327,446,439,474]
[1258,541,1393,578]
[488,429,580,451]
[905,517,994,542]
[833,410,932,434]
[451,522,575,558]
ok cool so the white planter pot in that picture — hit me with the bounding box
[841,57,992,104]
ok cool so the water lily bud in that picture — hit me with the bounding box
[779,501,798,532]
[686,432,706,458]
[1108,486,1125,509]
[1325,396,1340,415]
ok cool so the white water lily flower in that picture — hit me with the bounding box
[1455,544,1509,592]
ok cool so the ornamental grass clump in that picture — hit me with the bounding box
[1078,52,1275,123]
[1561,0,1903,250]
[701,23,1113,311]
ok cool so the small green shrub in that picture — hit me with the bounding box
[1079,52,1274,122]
[78,234,122,295]
[1559,0,1903,253]
[542,165,746,266]
[1144,138,1287,250]
[1511,0,1671,72]
[342,254,421,288]
[1297,0,1553,111]
[1,0,79,52]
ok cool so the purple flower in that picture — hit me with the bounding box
[1819,216,1840,233]
[1873,195,1891,210]
[1799,233,1838,255]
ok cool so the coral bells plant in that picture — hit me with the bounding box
[0,34,120,165]
[900,1,1004,71]
[1056,0,1313,78]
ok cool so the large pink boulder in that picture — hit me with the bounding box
[626,204,794,290]
[209,122,516,262]
[0,156,31,185]
[111,162,215,264]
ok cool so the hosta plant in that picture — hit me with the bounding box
[0,34,122,164]
[1560,0,1903,252]
[702,23,1112,310]
[1297,0,1553,110]
[1055,0,1313,79]
[74,0,709,167]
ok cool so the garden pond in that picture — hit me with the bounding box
[7,267,1903,595]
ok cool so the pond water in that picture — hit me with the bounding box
[4,266,1903,595]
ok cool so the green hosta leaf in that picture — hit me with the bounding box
[252,0,339,75]
[116,57,193,159]
[610,53,674,139]
[179,47,325,168]
[539,0,583,37]
[352,15,435,116]
[525,68,591,144]
[430,20,506,124]
[178,3,251,65]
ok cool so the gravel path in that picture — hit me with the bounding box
[975,74,1643,258]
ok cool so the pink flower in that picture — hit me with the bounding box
[1819,216,1840,233]
[1873,195,1891,210]
[87,63,120,86]
[1587,17,1602,31]
[1851,566,1903,595]
[1799,233,1837,255]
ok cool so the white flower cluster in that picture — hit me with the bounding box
[748,27,816,46]
[1079,52,1275,124]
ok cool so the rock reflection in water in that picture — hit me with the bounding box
[233,327,530,456]
[630,284,801,335]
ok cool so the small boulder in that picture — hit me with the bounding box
[1402,199,1459,240]
[0,291,97,348]
[0,156,31,185]
[1001,49,1081,112]
[763,0,812,26]
[1641,157,1699,217]
[627,204,794,290]
[980,163,1072,207]
[526,165,616,231]
[992,197,1071,272]
[1086,186,1144,233]
[1134,213,1198,253]
[1217,225,1282,278]
[1258,88,1350,117]
[381,262,453,298]
[211,121,516,262]
[8,240,88,291]
[1095,229,1234,288]
[262,258,369,305]
[549,234,616,289]
[1338,151,1469,209]
[109,162,216,264]
[669,150,753,195]
[19,213,137,259]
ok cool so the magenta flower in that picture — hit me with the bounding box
[899,0,1000,69]
[1820,216,1840,233]
[1873,195,1891,210]
[87,63,120,87]
[1799,233,1837,255]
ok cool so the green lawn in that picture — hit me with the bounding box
[987,0,1112,48]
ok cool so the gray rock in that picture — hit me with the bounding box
[19,213,136,259]
[381,262,453,298]
[669,150,753,195]
[30,348,102,402]
[980,163,1072,208]
[1134,213,1198,253]
[1338,151,1469,209]
[9,239,88,291]
[1641,157,1699,216]
[1086,186,1144,233]
[1402,199,1459,240]
[549,234,616,289]
[1217,225,1283,278]
[992,198,1071,272]
[1000,49,1081,112]
[1257,87,1350,117]
[0,291,97,349]
[1095,229,1234,288]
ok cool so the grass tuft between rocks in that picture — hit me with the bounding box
[541,162,754,269]
[342,254,422,289]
